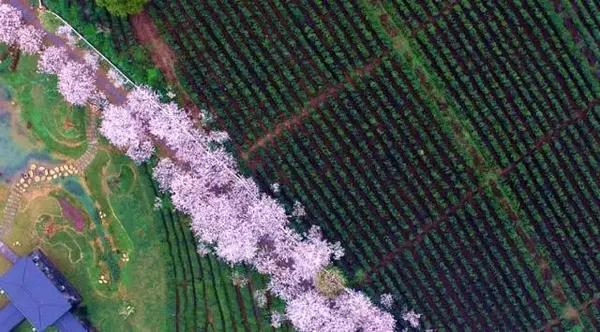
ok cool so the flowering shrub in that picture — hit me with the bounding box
[55,25,78,46]
[402,310,422,328]
[380,293,394,310]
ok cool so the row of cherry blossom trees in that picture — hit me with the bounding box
[1,3,98,106]
[101,86,398,331]
[0,2,410,330]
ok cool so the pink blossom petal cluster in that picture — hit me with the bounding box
[0,4,22,45]
[57,61,97,106]
[17,24,45,55]
[38,45,68,74]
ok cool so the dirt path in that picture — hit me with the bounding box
[241,55,385,161]
[130,11,201,116]
[130,12,177,82]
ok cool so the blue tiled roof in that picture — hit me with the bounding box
[0,257,72,331]
[55,312,87,332]
[0,302,25,331]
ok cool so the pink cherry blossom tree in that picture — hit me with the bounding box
[125,86,162,122]
[57,61,97,106]
[285,290,334,331]
[331,290,397,332]
[0,4,44,64]
[38,46,68,74]
[285,289,397,332]
[0,4,22,45]
[16,25,45,55]
[99,103,153,163]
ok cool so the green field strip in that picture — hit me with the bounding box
[358,0,581,327]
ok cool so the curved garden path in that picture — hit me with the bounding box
[0,109,99,235]
[0,0,133,236]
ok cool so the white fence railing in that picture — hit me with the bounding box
[39,0,137,88]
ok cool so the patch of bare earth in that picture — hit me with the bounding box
[130,11,201,116]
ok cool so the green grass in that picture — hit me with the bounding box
[0,48,87,158]
[0,148,171,331]
[78,147,171,330]
[39,10,64,33]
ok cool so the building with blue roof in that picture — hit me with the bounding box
[0,249,89,332]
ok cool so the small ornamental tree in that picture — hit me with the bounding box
[315,267,347,299]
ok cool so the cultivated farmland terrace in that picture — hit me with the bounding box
[1,0,599,331]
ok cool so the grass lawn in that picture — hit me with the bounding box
[0,147,171,331]
[0,46,87,159]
